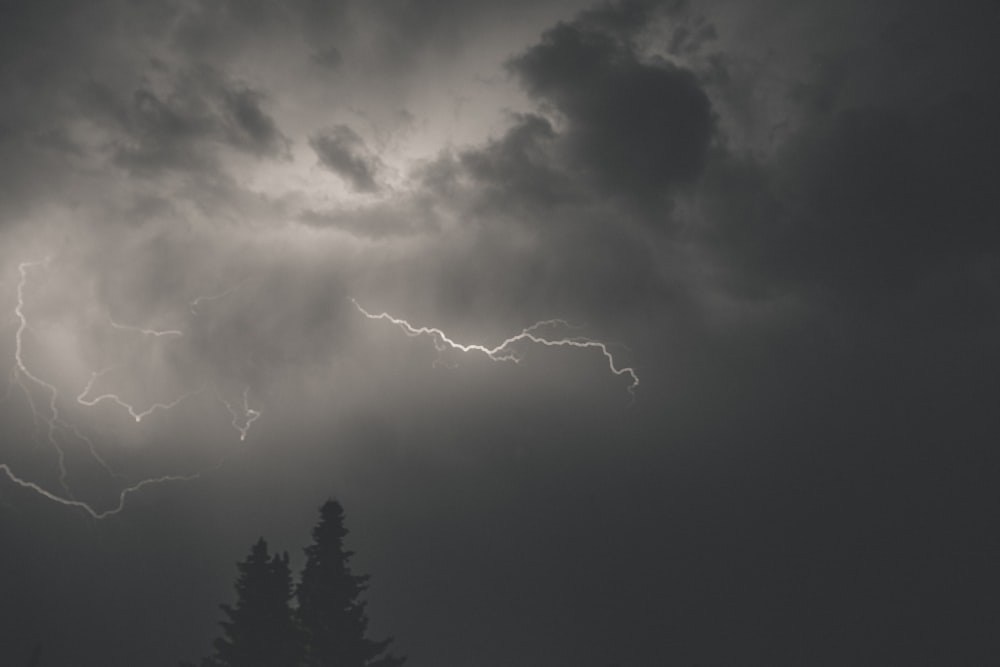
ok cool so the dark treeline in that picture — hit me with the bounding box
[181,499,404,667]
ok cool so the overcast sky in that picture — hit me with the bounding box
[1,0,999,665]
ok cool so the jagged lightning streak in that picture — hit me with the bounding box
[350,299,640,399]
[92,319,192,422]
[102,317,187,420]
[221,387,261,442]
[76,366,204,423]
[10,261,75,494]
[0,462,215,520]
[105,315,259,441]
[190,283,243,315]
[109,317,184,338]
[1,261,225,519]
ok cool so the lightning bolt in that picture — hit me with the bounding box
[76,366,204,423]
[190,283,243,315]
[11,261,75,495]
[350,299,640,399]
[0,462,215,520]
[1,261,233,519]
[81,318,199,424]
[221,387,261,442]
[5,263,636,519]
[109,317,184,338]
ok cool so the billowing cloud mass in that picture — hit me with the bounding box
[508,3,713,200]
[1,0,999,665]
[310,124,383,192]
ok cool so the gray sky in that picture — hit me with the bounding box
[1,1,999,665]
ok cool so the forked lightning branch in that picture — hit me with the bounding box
[2,261,639,519]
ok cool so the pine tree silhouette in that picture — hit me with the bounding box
[208,537,303,667]
[297,500,404,667]
[183,502,404,667]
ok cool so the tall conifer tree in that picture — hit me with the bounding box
[210,538,303,667]
[297,500,404,667]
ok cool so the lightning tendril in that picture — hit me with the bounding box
[350,299,639,399]
[76,367,204,423]
[3,264,641,521]
[0,462,216,520]
[221,387,261,442]
[0,262,235,519]
[109,318,184,338]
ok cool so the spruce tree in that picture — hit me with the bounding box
[209,537,303,667]
[297,500,404,667]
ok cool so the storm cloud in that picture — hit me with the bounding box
[508,3,714,201]
[1,1,999,665]
[310,125,383,193]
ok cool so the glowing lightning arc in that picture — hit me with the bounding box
[350,298,640,399]
[109,317,184,338]
[0,462,214,520]
[1,261,227,519]
[190,282,243,315]
[76,367,204,423]
[11,261,75,494]
[4,263,637,520]
[221,387,261,442]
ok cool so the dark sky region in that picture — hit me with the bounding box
[1,0,999,664]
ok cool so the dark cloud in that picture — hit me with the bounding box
[111,87,218,174]
[454,113,570,215]
[361,2,714,326]
[353,1,717,325]
[310,125,383,192]
[77,69,290,176]
[508,2,714,204]
[220,86,291,157]
[696,69,1000,316]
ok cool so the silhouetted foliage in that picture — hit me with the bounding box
[183,501,403,667]
[297,500,404,667]
[196,538,303,667]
